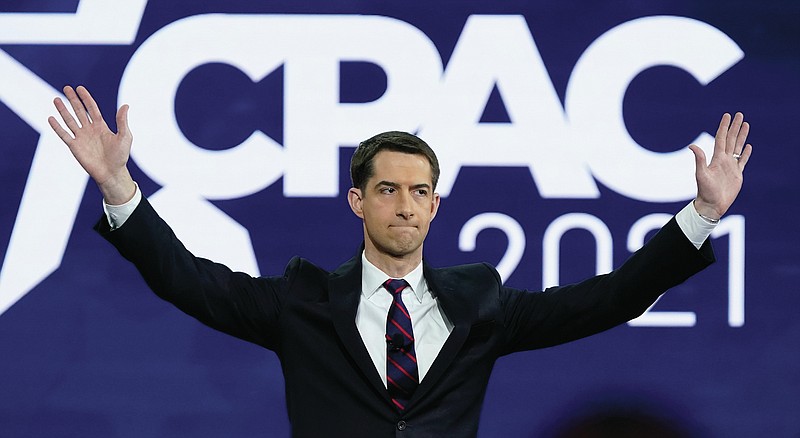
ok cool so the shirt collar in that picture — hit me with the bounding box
[361,252,426,303]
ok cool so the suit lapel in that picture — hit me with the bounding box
[328,253,393,405]
[328,255,481,411]
[408,262,477,407]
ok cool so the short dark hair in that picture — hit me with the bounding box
[350,131,440,192]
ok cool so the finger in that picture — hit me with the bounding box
[738,143,753,170]
[116,104,130,137]
[63,85,90,127]
[47,115,75,144]
[714,113,731,156]
[76,85,103,125]
[726,112,744,155]
[53,96,81,134]
[689,144,707,172]
[735,120,750,155]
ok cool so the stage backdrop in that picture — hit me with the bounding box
[1,1,797,436]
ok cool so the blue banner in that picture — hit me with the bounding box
[0,1,797,436]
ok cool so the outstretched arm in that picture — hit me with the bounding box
[689,112,753,220]
[48,85,136,205]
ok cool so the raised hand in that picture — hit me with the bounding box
[48,85,136,205]
[689,112,753,220]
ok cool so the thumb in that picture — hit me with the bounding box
[688,144,706,172]
[116,104,131,137]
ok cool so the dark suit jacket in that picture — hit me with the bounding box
[97,198,714,437]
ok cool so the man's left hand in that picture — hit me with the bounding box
[689,112,753,220]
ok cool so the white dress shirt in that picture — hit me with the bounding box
[357,254,452,386]
[103,185,717,387]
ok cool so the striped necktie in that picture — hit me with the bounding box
[383,278,419,411]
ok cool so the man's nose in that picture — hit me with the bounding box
[396,191,414,218]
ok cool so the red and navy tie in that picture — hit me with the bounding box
[383,278,419,411]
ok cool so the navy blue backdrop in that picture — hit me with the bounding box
[0,1,798,437]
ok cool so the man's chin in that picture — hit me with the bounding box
[383,240,421,258]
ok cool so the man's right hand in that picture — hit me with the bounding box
[48,85,136,205]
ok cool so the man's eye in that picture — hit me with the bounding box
[416,190,428,196]
[381,187,395,194]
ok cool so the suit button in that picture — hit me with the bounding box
[397,420,407,431]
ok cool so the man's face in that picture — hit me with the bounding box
[348,150,440,261]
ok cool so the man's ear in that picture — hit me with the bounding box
[430,192,441,220]
[348,187,364,219]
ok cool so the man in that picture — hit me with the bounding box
[49,85,751,437]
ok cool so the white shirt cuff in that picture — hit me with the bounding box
[675,201,717,249]
[102,183,142,229]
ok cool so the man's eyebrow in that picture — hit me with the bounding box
[374,180,400,189]
[373,181,432,190]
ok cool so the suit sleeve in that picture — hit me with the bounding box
[95,196,287,351]
[498,217,714,355]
